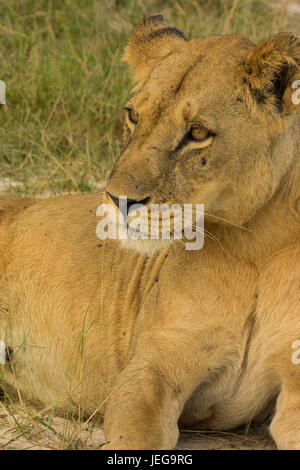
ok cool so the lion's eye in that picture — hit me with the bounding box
[190,127,210,141]
[126,108,139,125]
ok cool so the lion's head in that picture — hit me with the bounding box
[105,15,300,254]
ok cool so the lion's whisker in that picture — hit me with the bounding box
[182,206,250,232]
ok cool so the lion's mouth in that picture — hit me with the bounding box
[97,197,205,253]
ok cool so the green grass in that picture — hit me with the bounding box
[0,0,298,196]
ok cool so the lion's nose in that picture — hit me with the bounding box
[107,192,151,219]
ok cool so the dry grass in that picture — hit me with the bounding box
[0,402,275,450]
[0,0,299,450]
[0,402,105,449]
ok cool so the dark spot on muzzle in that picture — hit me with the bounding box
[107,192,152,219]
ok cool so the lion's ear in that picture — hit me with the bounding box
[244,33,300,114]
[124,15,186,83]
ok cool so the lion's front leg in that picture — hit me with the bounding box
[270,379,300,450]
[269,328,300,449]
[259,245,300,450]
[103,324,240,450]
[103,333,198,449]
[104,359,182,450]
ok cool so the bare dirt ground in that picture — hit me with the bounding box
[177,425,275,450]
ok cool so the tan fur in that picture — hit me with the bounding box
[0,15,300,449]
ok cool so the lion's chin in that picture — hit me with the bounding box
[119,238,172,256]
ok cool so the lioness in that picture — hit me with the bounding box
[0,15,300,450]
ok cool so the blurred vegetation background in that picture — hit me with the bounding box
[0,0,298,196]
